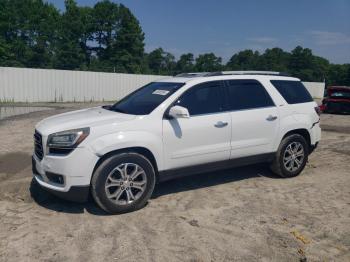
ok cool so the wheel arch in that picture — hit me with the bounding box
[92,147,159,179]
[282,128,311,150]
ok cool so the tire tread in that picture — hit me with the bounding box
[91,152,155,214]
[270,134,309,178]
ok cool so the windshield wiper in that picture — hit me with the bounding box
[102,105,125,113]
[114,108,126,113]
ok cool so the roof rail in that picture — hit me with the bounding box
[175,72,209,77]
[175,71,290,78]
[205,71,290,76]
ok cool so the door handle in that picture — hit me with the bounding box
[214,121,228,128]
[266,115,278,121]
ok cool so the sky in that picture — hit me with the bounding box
[48,0,350,64]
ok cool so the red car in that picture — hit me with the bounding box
[321,86,350,114]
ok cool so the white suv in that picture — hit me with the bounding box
[32,71,321,214]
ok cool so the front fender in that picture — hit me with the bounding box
[88,131,164,170]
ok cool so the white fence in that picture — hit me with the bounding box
[302,82,325,99]
[0,67,325,102]
[0,67,168,102]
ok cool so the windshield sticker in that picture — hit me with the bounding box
[152,90,170,96]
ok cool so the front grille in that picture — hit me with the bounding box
[34,130,44,160]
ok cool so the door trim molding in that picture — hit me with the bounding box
[158,152,275,182]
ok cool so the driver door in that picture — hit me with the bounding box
[162,81,231,170]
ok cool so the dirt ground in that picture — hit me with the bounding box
[0,104,349,262]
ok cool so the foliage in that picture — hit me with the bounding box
[195,53,222,72]
[147,48,176,75]
[175,53,194,74]
[0,0,60,67]
[227,50,261,70]
[110,4,145,73]
[54,0,87,70]
[0,0,349,86]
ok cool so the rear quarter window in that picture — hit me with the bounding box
[270,80,313,104]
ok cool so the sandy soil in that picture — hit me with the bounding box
[0,104,349,262]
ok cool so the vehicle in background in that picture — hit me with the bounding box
[321,86,350,114]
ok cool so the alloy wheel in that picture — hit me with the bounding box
[283,142,305,172]
[105,163,147,205]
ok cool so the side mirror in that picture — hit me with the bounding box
[168,105,190,119]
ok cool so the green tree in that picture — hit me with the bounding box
[54,0,87,70]
[226,50,260,70]
[1,0,349,86]
[311,56,329,82]
[110,4,145,73]
[175,53,194,74]
[92,0,119,62]
[147,48,163,74]
[288,46,315,81]
[0,0,30,66]
[0,38,14,65]
[195,53,222,72]
[27,1,59,68]
[327,64,350,86]
[78,6,94,67]
[0,0,59,67]
[346,65,350,85]
[259,48,289,72]
[147,48,176,75]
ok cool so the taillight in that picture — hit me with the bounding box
[314,106,321,116]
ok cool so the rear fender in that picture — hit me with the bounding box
[274,114,313,151]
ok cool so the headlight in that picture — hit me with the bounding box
[47,128,90,148]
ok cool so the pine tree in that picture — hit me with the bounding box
[175,53,194,74]
[195,53,222,72]
[54,0,86,70]
[110,4,145,73]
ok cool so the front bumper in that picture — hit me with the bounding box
[32,157,89,202]
[32,146,99,202]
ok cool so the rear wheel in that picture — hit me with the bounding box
[270,134,309,178]
[91,153,156,214]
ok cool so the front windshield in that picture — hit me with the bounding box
[109,82,184,115]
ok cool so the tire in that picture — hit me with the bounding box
[91,152,156,214]
[270,134,309,178]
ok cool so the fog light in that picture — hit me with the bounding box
[46,172,64,185]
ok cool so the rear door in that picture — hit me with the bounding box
[224,79,280,159]
[162,81,231,170]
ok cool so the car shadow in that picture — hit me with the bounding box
[30,164,279,216]
[29,179,109,216]
[152,164,279,198]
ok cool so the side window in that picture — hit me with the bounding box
[270,80,313,104]
[225,80,274,111]
[175,81,224,116]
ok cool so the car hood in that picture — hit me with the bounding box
[36,107,136,135]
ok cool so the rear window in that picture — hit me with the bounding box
[329,90,350,99]
[270,80,313,104]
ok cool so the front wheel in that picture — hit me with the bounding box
[270,134,309,178]
[91,153,156,214]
